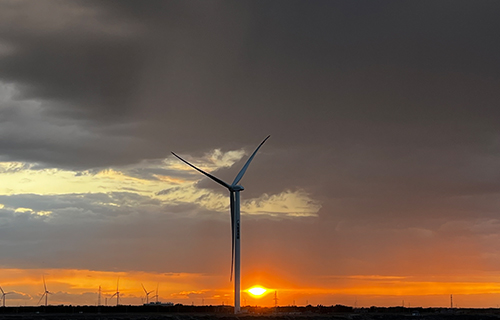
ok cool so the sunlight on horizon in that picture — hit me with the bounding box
[247,286,268,298]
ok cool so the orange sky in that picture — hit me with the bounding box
[2,268,500,308]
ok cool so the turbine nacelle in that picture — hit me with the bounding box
[230,185,244,192]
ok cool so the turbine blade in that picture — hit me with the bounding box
[43,276,47,292]
[171,152,230,189]
[0,286,4,295]
[141,283,147,294]
[110,293,117,298]
[230,191,235,282]
[232,135,270,186]
[37,293,45,305]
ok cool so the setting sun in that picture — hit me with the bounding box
[247,286,267,297]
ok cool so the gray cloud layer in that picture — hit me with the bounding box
[0,1,500,279]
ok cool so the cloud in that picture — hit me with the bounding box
[6,291,31,301]
[1,1,499,205]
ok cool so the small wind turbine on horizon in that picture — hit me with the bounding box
[172,135,270,314]
[110,278,120,306]
[97,285,101,306]
[141,283,154,304]
[37,276,52,307]
[0,286,12,307]
[151,283,159,304]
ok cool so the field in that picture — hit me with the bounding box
[1,306,500,320]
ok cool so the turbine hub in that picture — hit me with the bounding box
[231,185,244,191]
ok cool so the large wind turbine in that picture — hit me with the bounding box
[172,135,270,313]
[37,276,52,307]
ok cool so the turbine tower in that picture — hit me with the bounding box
[37,276,52,307]
[141,283,154,304]
[110,278,120,306]
[97,285,101,306]
[0,286,11,307]
[172,135,270,314]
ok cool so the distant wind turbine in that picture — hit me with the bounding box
[0,286,12,307]
[151,283,159,304]
[37,276,52,307]
[110,278,120,306]
[97,285,101,306]
[172,135,270,313]
[141,283,154,304]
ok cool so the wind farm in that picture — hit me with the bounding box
[2,0,500,319]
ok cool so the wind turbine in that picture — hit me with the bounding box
[151,283,159,304]
[172,135,270,313]
[37,276,52,307]
[97,285,102,306]
[141,283,154,304]
[110,278,120,306]
[0,286,12,307]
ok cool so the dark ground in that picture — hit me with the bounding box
[1,305,500,319]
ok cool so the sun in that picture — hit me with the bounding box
[247,286,267,297]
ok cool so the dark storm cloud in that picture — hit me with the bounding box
[0,1,145,116]
[1,1,500,222]
[0,85,151,169]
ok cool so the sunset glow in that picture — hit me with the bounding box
[247,286,267,297]
[0,268,499,307]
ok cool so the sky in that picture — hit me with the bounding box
[1,0,500,308]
